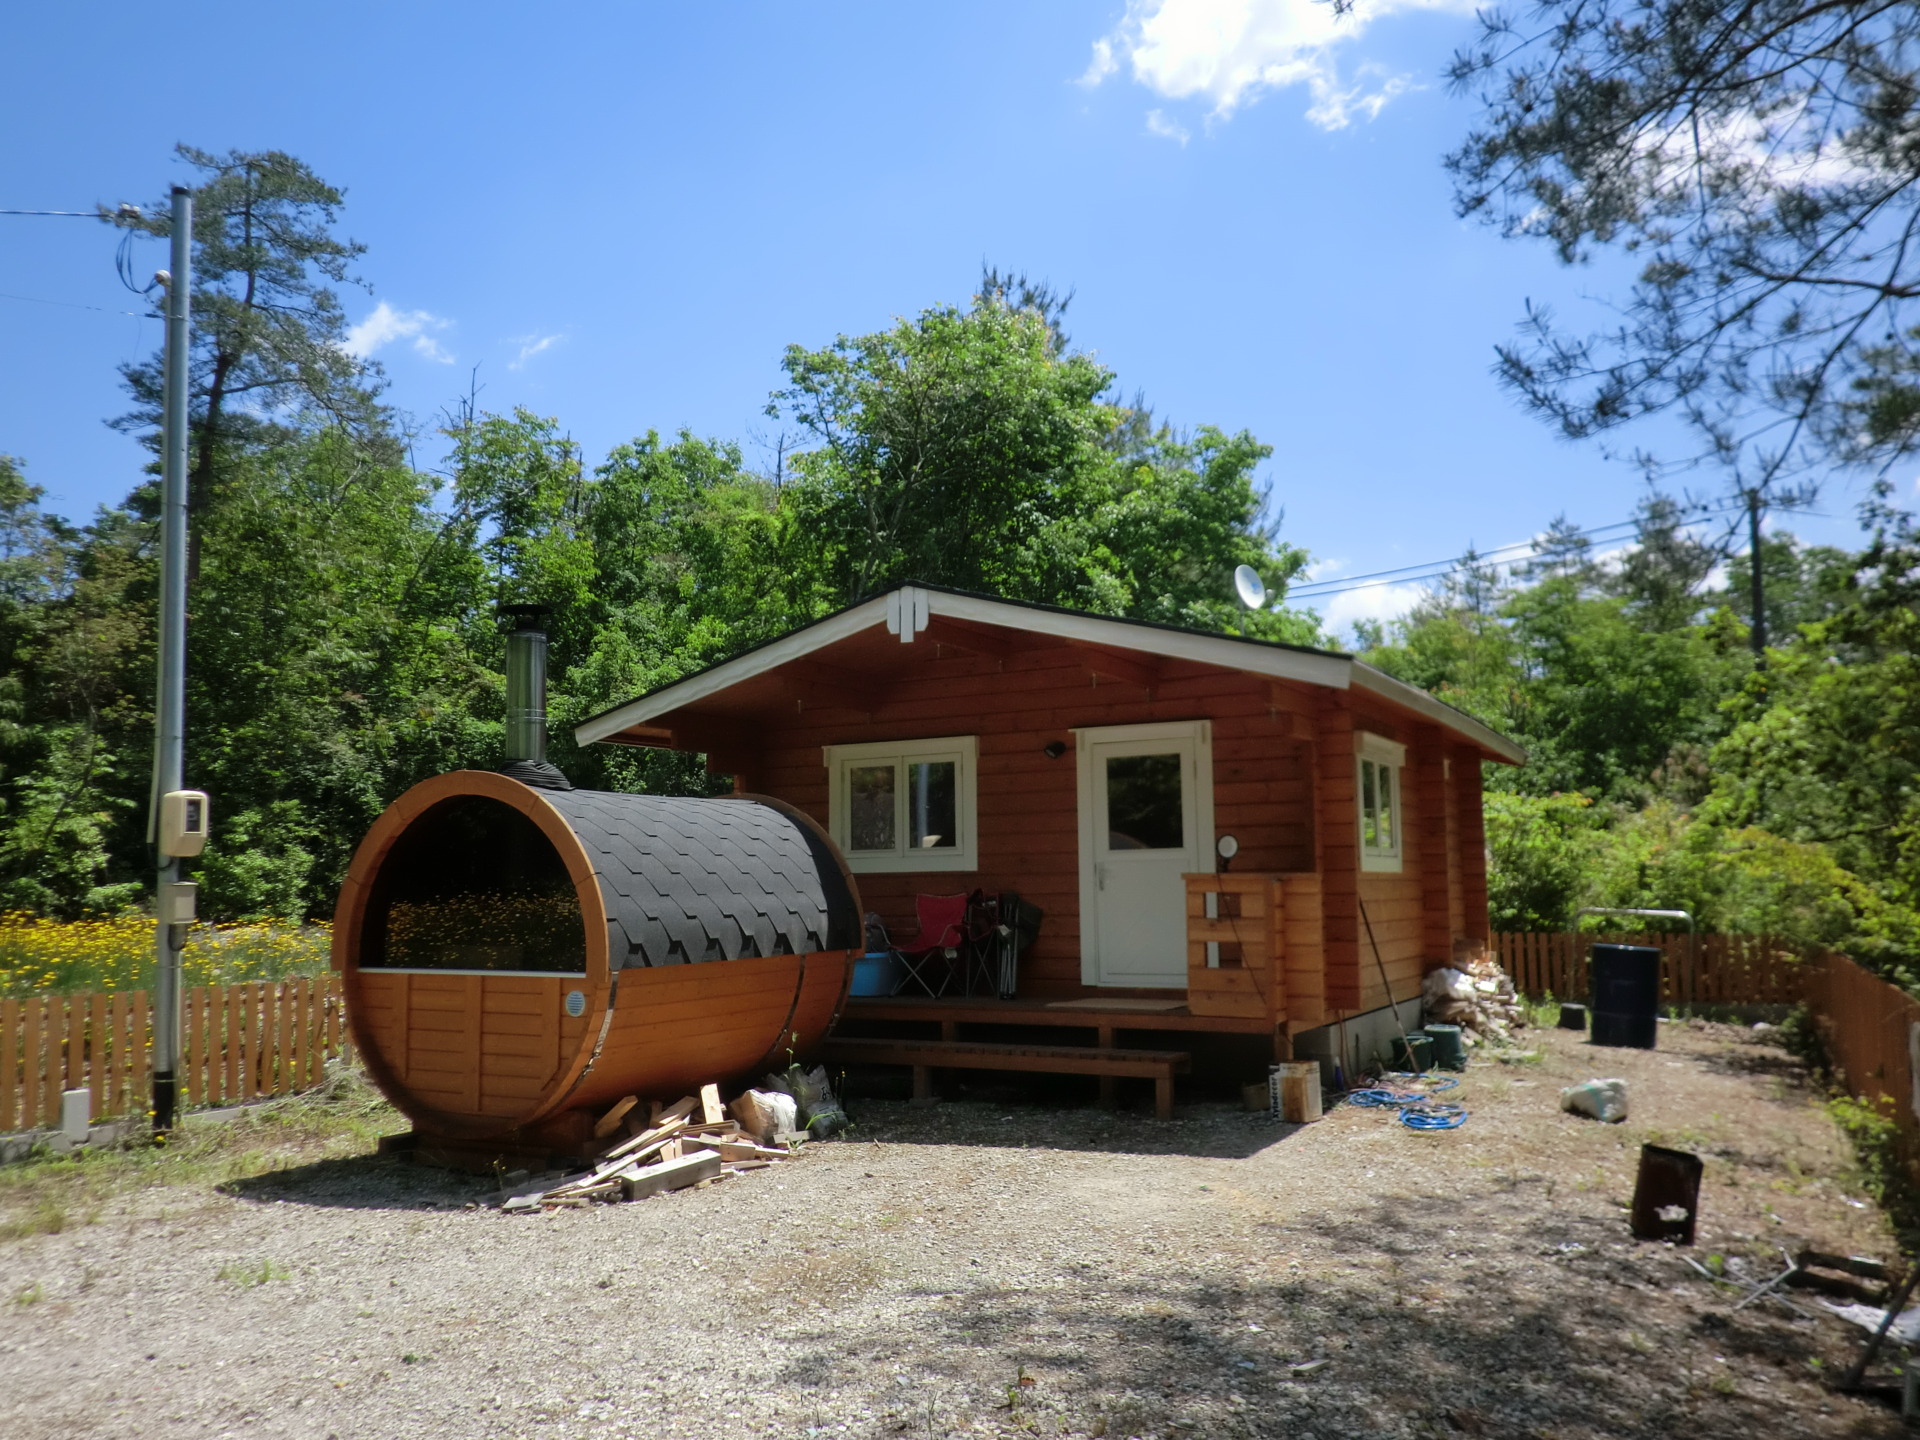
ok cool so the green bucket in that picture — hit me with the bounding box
[1425,1023,1467,1071]
[1389,1031,1434,1073]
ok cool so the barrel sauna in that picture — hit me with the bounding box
[333,769,861,1154]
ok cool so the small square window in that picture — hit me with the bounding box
[825,736,978,873]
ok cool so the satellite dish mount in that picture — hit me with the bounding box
[1233,564,1267,611]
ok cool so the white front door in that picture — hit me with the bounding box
[1077,721,1213,989]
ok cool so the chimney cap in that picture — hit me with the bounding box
[497,603,552,632]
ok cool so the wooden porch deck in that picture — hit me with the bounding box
[839,995,1274,1036]
[832,996,1277,1111]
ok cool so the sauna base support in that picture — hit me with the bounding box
[379,1108,600,1175]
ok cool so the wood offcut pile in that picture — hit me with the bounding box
[502,1083,801,1213]
[1421,940,1527,1046]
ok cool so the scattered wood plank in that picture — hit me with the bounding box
[621,1150,721,1200]
[594,1094,640,1139]
[601,1116,689,1163]
[502,1089,805,1212]
[682,1136,790,1162]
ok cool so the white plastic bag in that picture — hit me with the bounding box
[728,1088,797,1143]
[1423,966,1474,1003]
[1560,1078,1628,1123]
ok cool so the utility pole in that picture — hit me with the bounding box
[1746,488,1768,667]
[151,185,193,1134]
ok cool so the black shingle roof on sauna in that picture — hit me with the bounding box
[543,790,858,969]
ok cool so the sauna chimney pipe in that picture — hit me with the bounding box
[497,604,572,791]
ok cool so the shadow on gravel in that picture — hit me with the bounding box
[220,1152,493,1210]
[768,1184,1903,1440]
[842,1092,1305,1160]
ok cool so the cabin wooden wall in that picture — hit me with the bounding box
[1339,701,1467,1014]
[687,643,1497,1010]
[738,647,1317,998]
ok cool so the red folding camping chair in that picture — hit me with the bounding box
[890,892,971,997]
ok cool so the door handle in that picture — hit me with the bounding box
[1095,862,1107,891]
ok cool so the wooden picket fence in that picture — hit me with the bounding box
[1,973,346,1133]
[1801,949,1920,1181]
[1494,931,1811,1007]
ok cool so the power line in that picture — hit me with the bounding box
[0,288,145,317]
[1286,496,1760,601]
[1286,518,1647,594]
[0,209,100,217]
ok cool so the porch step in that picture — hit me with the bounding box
[822,1037,1191,1119]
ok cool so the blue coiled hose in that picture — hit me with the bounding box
[1346,1087,1419,1108]
[1400,1102,1468,1130]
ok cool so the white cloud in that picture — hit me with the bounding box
[1313,579,1429,636]
[342,301,454,364]
[1285,558,1426,638]
[509,332,565,371]
[1083,0,1474,132]
[1146,109,1191,144]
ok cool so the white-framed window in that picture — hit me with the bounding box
[823,735,978,873]
[1356,731,1406,873]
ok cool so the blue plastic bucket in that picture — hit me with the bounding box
[849,952,899,997]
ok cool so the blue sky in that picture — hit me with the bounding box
[0,1,1877,637]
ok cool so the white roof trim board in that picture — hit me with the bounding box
[574,585,1526,764]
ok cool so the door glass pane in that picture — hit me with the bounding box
[908,760,957,849]
[1105,752,1184,850]
[849,764,897,851]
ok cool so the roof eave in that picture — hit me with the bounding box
[1349,663,1528,765]
[574,585,1526,765]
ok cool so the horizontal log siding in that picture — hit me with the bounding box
[747,650,1316,997]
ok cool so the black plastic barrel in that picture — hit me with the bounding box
[1590,943,1661,1049]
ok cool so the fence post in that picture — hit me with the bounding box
[1,998,17,1133]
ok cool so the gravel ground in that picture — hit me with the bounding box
[0,1019,1909,1439]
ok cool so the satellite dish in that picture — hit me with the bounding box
[1233,564,1267,610]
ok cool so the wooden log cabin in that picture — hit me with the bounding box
[573,584,1525,1102]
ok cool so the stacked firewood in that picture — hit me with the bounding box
[503,1084,800,1212]
[1422,941,1527,1046]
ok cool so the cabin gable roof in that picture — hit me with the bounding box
[574,583,1526,764]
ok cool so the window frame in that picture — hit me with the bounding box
[823,735,979,874]
[1355,731,1407,874]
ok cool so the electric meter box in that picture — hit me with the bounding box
[158,881,197,926]
[160,789,210,858]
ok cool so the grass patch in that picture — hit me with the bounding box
[1519,992,1562,1029]
[1825,1092,1920,1235]
[0,1063,400,1245]
[217,1258,291,1287]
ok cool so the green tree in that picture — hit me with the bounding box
[107,146,387,573]
[1485,790,1606,929]
[1449,0,1920,492]
[1711,493,1920,969]
[771,283,1316,635]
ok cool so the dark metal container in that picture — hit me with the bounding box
[1591,943,1661,1049]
